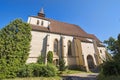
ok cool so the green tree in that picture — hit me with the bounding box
[0,19,31,78]
[101,34,120,76]
[47,51,53,63]
[104,35,120,61]
[104,37,118,54]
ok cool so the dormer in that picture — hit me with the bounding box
[27,8,50,28]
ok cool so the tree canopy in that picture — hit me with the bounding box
[102,34,120,76]
[104,34,120,58]
[0,19,31,78]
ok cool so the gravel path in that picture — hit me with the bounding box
[62,73,98,80]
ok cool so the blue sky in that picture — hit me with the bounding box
[0,0,120,42]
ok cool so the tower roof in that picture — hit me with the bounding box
[39,8,44,14]
[38,8,45,17]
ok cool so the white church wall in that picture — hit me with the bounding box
[48,34,74,65]
[98,47,106,62]
[62,35,74,65]
[48,33,61,52]
[63,36,73,57]
[26,30,75,64]
[26,31,48,63]
[26,30,102,70]
[81,42,97,71]
[28,17,50,28]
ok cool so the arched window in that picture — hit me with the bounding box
[68,41,72,56]
[100,50,102,53]
[37,20,39,25]
[53,59,59,66]
[54,39,58,55]
[41,21,44,26]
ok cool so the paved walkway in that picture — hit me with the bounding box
[62,73,98,80]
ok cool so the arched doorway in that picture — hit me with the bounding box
[53,59,59,66]
[87,55,95,70]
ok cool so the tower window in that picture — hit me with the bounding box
[37,20,39,25]
[41,21,44,26]
[100,50,102,53]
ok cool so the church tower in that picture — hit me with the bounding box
[27,8,50,28]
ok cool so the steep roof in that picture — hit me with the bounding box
[49,18,88,37]
[30,16,101,43]
[88,34,101,43]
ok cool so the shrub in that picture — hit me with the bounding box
[102,61,120,76]
[17,63,57,77]
[97,73,120,80]
[37,55,44,64]
[47,51,53,63]
[17,64,34,77]
[32,63,42,77]
[59,58,67,71]
[45,64,57,77]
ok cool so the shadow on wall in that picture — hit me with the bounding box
[41,36,47,62]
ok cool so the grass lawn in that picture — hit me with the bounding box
[60,69,86,74]
[3,76,61,80]
[3,70,88,80]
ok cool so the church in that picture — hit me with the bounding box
[26,8,106,71]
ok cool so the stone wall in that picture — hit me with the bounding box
[26,30,106,72]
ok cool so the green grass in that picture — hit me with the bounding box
[3,70,87,80]
[3,76,61,80]
[59,69,86,75]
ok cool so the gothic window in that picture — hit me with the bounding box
[37,20,39,25]
[68,41,72,56]
[41,21,44,26]
[100,50,102,53]
[54,39,58,55]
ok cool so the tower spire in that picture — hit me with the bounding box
[38,8,45,17]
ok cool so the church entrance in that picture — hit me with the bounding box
[53,59,59,66]
[87,55,95,70]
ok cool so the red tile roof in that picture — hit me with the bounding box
[30,16,101,43]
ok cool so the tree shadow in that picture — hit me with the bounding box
[62,75,96,80]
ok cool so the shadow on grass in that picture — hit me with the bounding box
[62,75,96,80]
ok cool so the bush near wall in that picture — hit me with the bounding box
[47,51,53,64]
[17,63,57,77]
[37,55,44,64]
[59,58,67,71]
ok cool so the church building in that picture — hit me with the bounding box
[26,8,106,71]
